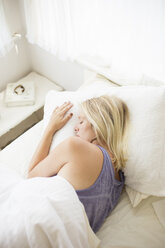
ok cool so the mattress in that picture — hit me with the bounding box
[0,121,165,248]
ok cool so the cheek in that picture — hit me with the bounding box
[79,125,86,133]
[84,124,94,136]
[78,124,88,135]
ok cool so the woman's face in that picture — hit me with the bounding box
[74,114,96,142]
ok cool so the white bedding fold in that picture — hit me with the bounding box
[0,167,100,248]
[152,198,165,230]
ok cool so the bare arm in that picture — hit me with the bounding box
[27,102,73,177]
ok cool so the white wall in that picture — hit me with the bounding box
[0,0,85,92]
[0,0,31,92]
[28,43,84,91]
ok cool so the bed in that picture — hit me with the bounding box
[0,71,165,248]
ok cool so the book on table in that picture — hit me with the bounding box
[4,81,35,107]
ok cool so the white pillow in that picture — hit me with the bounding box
[77,73,119,91]
[43,84,165,201]
[140,74,165,86]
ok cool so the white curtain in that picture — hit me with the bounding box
[24,0,165,83]
[0,0,13,57]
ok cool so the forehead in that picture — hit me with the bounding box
[78,109,90,121]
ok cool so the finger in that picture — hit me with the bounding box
[63,113,73,123]
[60,101,71,110]
[61,103,73,114]
[53,106,59,112]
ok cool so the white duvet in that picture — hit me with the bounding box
[0,166,100,248]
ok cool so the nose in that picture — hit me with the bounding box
[74,126,79,132]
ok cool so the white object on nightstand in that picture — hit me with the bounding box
[4,81,35,107]
[0,71,63,149]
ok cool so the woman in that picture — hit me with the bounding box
[28,95,130,233]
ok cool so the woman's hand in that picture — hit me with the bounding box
[46,101,73,134]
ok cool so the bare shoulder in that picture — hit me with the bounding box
[50,136,102,161]
[58,137,104,190]
[66,136,102,160]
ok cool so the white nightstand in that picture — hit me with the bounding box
[0,72,63,150]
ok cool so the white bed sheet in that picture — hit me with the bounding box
[0,121,165,248]
[0,168,99,248]
[97,191,165,248]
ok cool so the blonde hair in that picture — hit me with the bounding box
[81,95,130,171]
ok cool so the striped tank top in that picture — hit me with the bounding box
[76,145,125,233]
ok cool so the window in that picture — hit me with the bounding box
[0,0,13,57]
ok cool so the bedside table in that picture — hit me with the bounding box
[0,72,63,150]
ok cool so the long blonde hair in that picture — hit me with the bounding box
[81,95,130,171]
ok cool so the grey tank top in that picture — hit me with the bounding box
[76,145,125,233]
